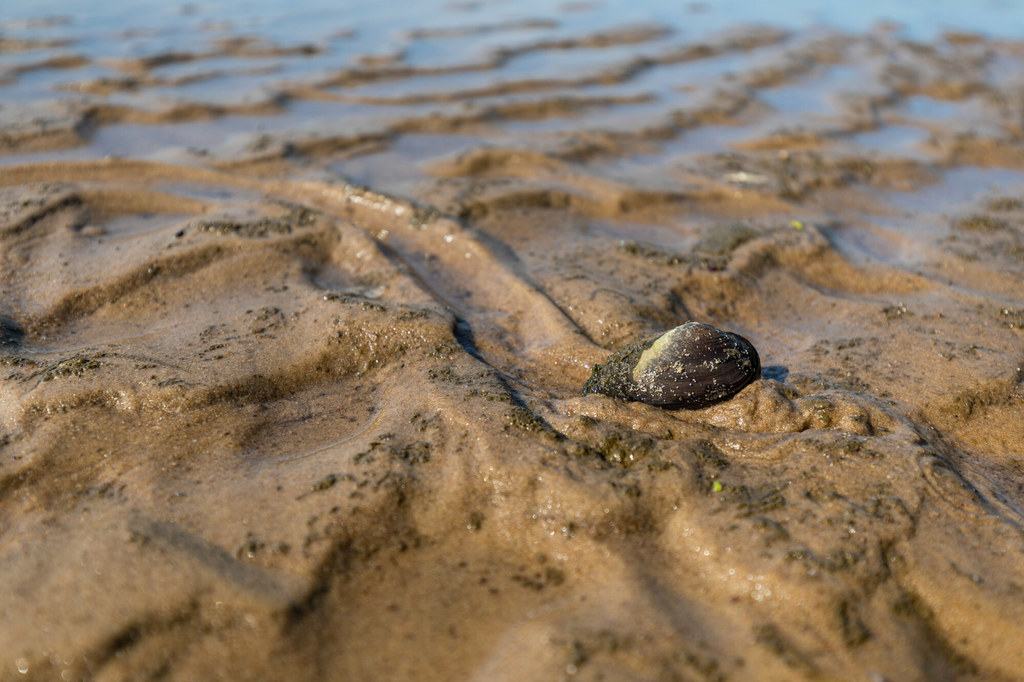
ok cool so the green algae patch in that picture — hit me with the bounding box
[13,353,107,382]
[594,430,655,467]
[954,214,1009,232]
[503,405,562,441]
[695,222,759,255]
[195,205,316,238]
[582,335,656,402]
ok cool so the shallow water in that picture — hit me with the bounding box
[2,2,1024,681]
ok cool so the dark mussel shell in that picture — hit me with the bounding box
[582,321,760,409]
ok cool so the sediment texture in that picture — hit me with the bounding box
[1,5,1024,681]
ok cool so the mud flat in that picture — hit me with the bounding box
[1,2,1024,680]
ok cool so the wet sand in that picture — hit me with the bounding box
[2,3,1024,681]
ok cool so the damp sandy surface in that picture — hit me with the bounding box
[2,2,1024,681]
